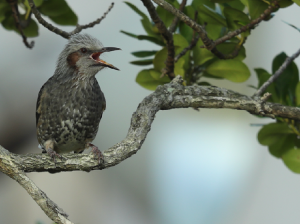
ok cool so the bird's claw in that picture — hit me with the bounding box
[46,148,65,164]
[89,143,104,164]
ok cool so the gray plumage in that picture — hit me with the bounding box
[36,33,120,161]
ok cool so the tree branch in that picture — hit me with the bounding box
[1,76,300,173]
[151,0,213,49]
[175,11,200,62]
[254,47,300,97]
[168,0,187,33]
[151,0,279,59]
[211,1,279,48]
[141,0,175,79]
[28,0,114,39]
[2,76,300,222]
[0,146,73,224]
[7,0,34,48]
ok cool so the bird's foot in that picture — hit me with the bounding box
[46,148,65,164]
[89,143,104,164]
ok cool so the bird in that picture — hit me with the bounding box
[36,33,120,163]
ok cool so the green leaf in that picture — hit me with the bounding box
[179,22,194,43]
[206,59,250,82]
[205,24,223,40]
[247,0,269,20]
[197,5,227,26]
[174,58,185,77]
[257,122,295,157]
[22,18,39,37]
[192,0,216,9]
[24,0,43,8]
[130,59,153,66]
[1,13,15,30]
[193,47,214,66]
[132,51,157,58]
[268,134,297,158]
[203,71,224,79]
[198,82,211,86]
[225,0,245,11]
[141,18,157,37]
[210,0,234,3]
[173,33,189,47]
[180,6,196,42]
[136,69,169,90]
[278,0,294,8]
[296,82,300,106]
[120,31,165,46]
[124,1,149,20]
[153,48,167,72]
[150,69,170,82]
[39,0,77,26]
[292,0,300,6]
[1,14,38,37]
[120,30,138,38]
[48,8,77,26]
[272,52,299,105]
[224,6,250,32]
[156,5,174,27]
[0,2,10,23]
[137,35,164,46]
[282,21,300,33]
[216,42,246,60]
[39,0,70,17]
[282,149,300,173]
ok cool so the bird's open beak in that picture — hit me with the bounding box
[90,47,121,70]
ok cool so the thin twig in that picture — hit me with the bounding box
[175,34,200,62]
[175,11,200,62]
[7,0,34,48]
[28,0,114,39]
[168,0,187,33]
[211,1,279,48]
[68,3,115,36]
[141,0,175,79]
[151,0,279,59]
[221,37,247,59]
[254,48,300,97]
[151,0,225,59]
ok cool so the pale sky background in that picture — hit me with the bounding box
[0,1,300,224]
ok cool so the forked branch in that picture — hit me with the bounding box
[28,0,114,39]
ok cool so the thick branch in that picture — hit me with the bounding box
[254,47,300,96]
[2,76,300,222]
[0,146,73,224]
[28,0,114,39]
[1,76,300,174]
[141,0,175,79]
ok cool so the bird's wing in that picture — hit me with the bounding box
[36,84,46,126]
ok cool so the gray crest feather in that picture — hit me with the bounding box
[54,33,104,81]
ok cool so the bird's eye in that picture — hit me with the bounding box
[81,48,87,53]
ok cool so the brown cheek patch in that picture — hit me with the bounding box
[67,52,80,68]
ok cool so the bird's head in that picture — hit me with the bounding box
[55,33,120,80]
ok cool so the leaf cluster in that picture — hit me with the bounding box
[0,0,77,37]
[255,52,300,173]
[123,0,300,173]
[121,0,297,90]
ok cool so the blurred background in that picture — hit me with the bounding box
[1,1,300,224]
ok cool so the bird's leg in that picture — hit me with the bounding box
[44,139,63,164]
[88,143,104,164]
